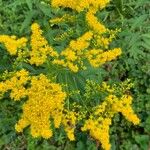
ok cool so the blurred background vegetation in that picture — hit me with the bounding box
[0,0,150,149]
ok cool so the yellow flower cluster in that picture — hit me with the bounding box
[49,14,75,25]
[51,0,111,45]
[53,31,93,72]
[50,0,122,72]
[51,0,110,12]
[0,69,83,140]
[86,9,107,34]
[101,82,115,93]
[86,48,122,67]
[0,24,121,71]
[85,8,121,50]
[0,0,121,73]
[0,35,27,55]
[0,23,58,66]
[7,21,119,72]
[0,69,68,138]
[0,1,141,149]
[113,95,140,125]
[93,30,119,49]
[29,23,58,66]
[0,69,29,101]
[62,110,78,141]
[82,118,111,150]
[51,0,110,44]
[54,28,74,41]
[82,94,140,150]
[15,74,66,138]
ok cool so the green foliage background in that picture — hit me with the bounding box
[0,0,150,149]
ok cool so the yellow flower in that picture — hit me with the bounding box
[82,118,111,150]
[29,23,58,66]
[15,74,66,138]
[82,92,140,150]
[0,69,29,101]
[49,14,75,24]
[0,35,27,55]
[86,9,107,34]
[86,48,122,67]
[53,31,93,72]
[62,110,77,141]
[51,0,110,12]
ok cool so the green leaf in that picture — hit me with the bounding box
[130,15,148,31]
[145,116,150,133]
[64,141,75,150]
[134,135,149,150]
[142,38,150,50]
[142,33,150,39]
[38,3,53,17]
[0,132,16,147]
[76,141,86,150]
[20,10,38,33]
[141,42,150,50]
[26,0,33,10]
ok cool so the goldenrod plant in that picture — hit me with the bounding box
[0,0,149,150]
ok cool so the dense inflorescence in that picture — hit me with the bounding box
[0,0,121,73]
[0,35,27,55]
[0,70,140,150]
[0,22,121,73]
[0,69,29,101]
[29,23,58,66]
[0,70,67,138]
[53,31,93,72]
[82,80,140,150]
[50,0,121,72]
[51,0,110,12]
[0,0,141,150]
[82,94,140,150]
